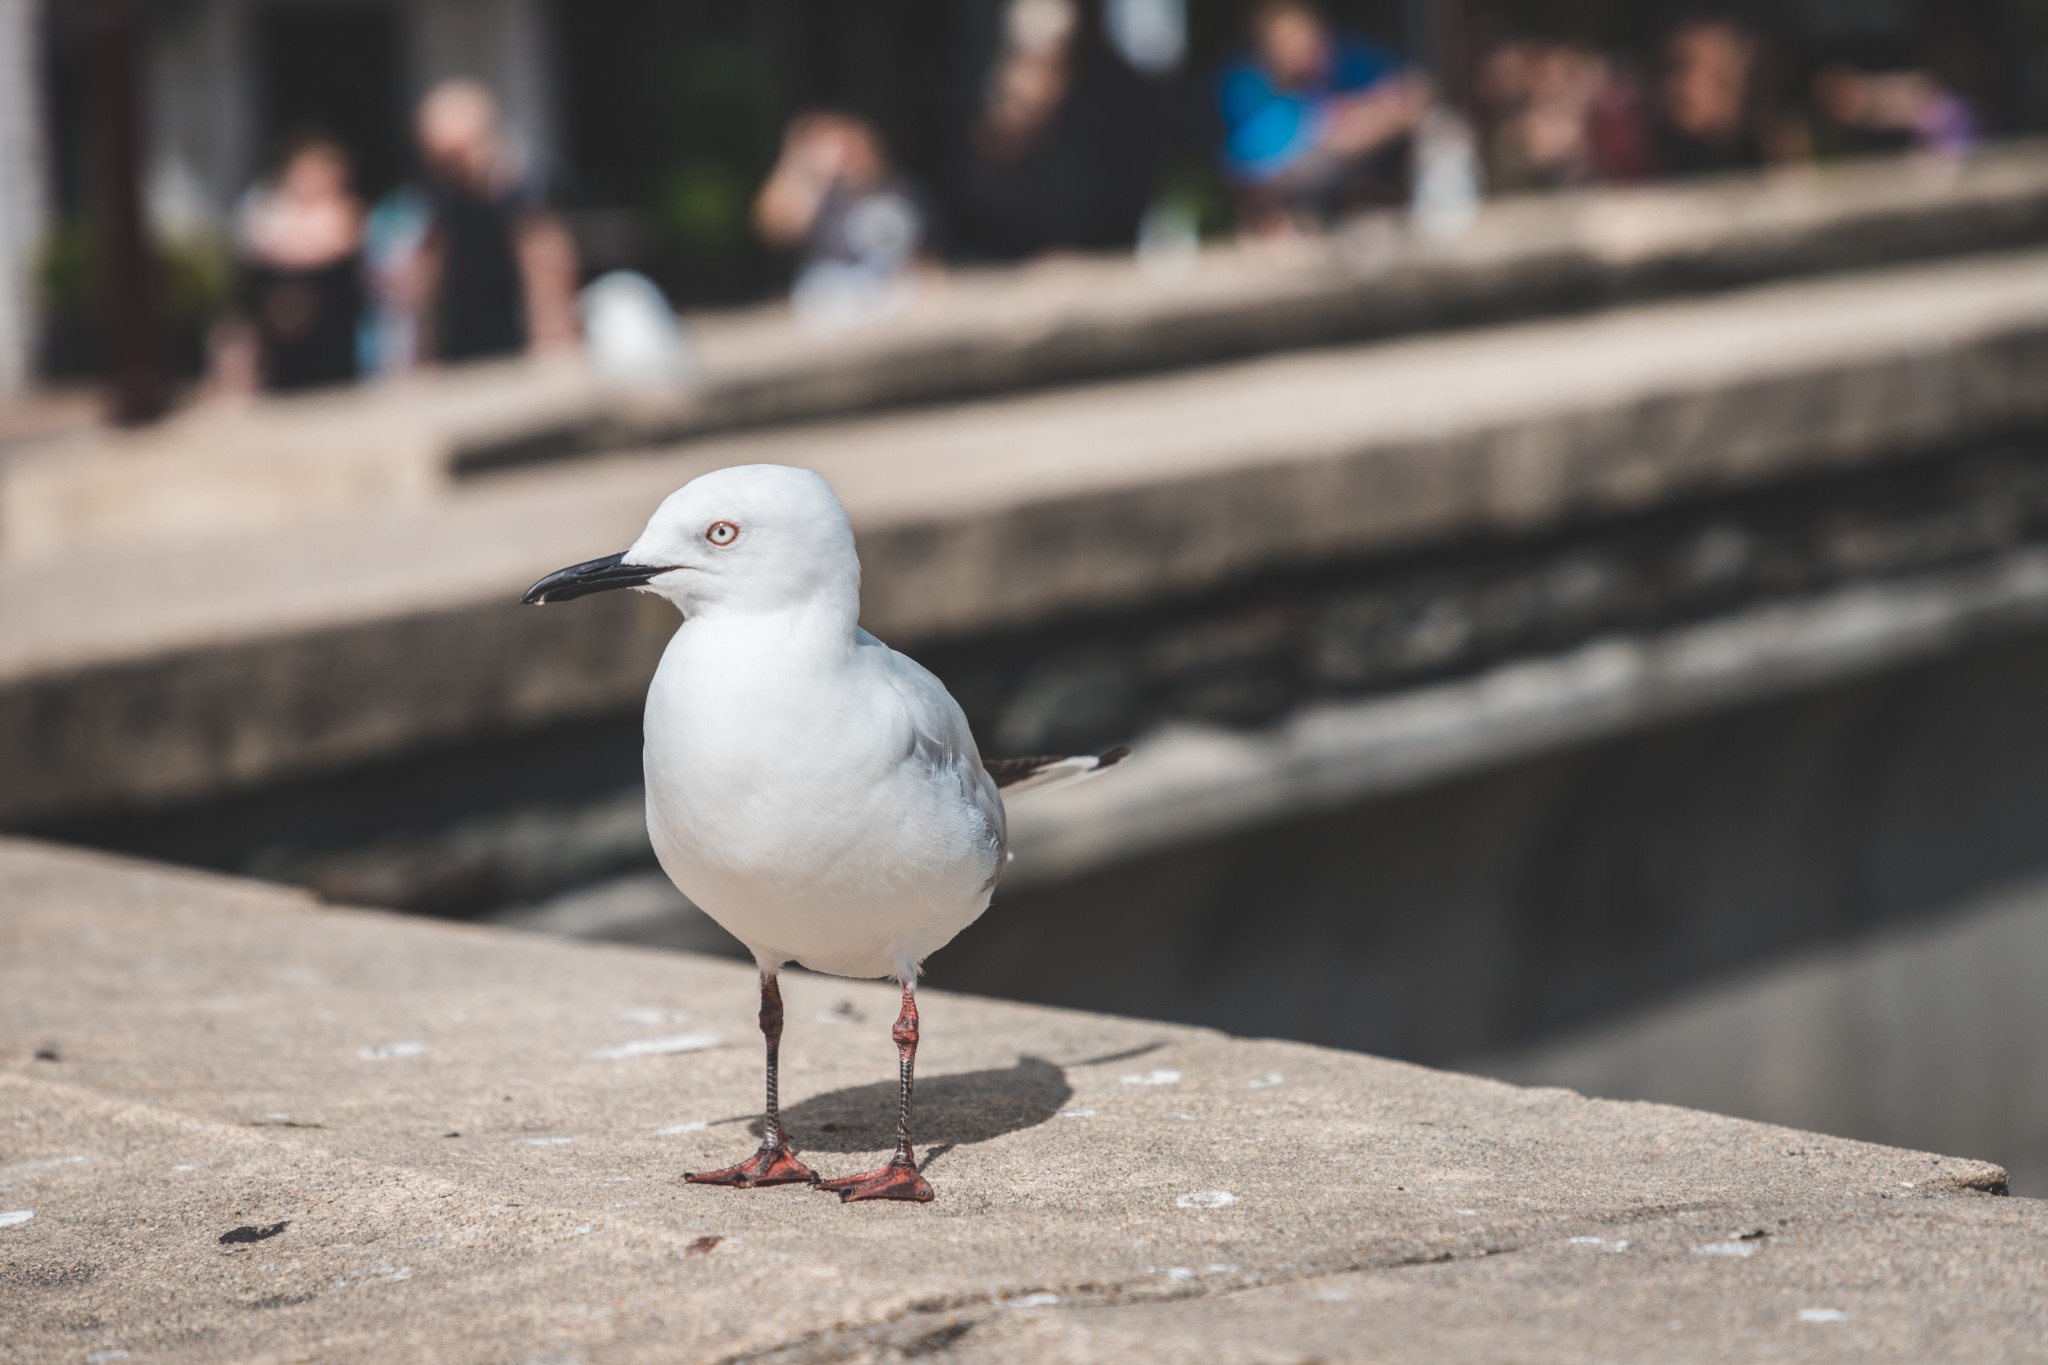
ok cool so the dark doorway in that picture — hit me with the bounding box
[253,3,408,198]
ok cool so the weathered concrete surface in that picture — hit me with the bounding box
[11,144,2048,562]
[9,250,2048,827]
[0,358,589,563]
[0,837,2035,1363]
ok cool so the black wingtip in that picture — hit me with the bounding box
[1096,745,1132,769]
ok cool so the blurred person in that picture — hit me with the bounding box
[413,80,579,364]
[1480,38,1652,191]
[1219,0,1430,233]
[216,137,367,394]
[360,185,433,376]
[1648,16,1800,178]
[954,0,1153,261]
[1810,64,1979,160]
[754,111,933,328]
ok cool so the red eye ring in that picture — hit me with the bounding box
[706,520,739,546]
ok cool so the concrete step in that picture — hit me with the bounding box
[0,836,2030,1363]
[7,249,2048,828]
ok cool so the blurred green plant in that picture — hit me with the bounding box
[33,216,233,376]
[658,159,748,255]
[1156,163,1233,239]
[36,215,233,328]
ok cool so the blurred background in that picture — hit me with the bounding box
[6,0,2048,1192]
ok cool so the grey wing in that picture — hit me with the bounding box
[859,629,1009,866]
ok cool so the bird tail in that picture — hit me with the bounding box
[984,745,1131,799]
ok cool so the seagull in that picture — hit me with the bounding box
[523,464,1126,1202]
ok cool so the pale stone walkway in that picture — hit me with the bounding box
[1,837,2038,1362]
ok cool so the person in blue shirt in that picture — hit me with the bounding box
[1220,0,1430,231]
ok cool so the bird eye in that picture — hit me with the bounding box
[705,520,739,546]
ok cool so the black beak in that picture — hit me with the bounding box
[522,552,674,605]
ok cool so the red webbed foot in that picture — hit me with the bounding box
[685,1143,817,1188]
[815,1158,933,1203]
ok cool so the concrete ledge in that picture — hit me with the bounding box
[11,145,2048,562]
[0,360,594,563]
[1004,547,2048,888]
[8,251,2048,824]
[0,837,2031,1363]
[682,141,2048,441]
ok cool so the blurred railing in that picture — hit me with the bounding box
[8,144,2048,563]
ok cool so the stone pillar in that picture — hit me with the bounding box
[0,0,48,393]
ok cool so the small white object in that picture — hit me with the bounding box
[519,1136,574,1147]
[1176,1190,1237,1209]
[1121,1068,1182,1087]
[1105,0,1185,74]
[0,1153,91,1178]
[356,1041,424,1060]
[1003,1292,1061,1308]
[1797,1308,1849,1323]
[1691,1241,1759,1258]
[1058,1108,1097,1119]
[587,1031,722,1061]
[1410,106,1483,240]
[1135,198,1201,276]
[0,1209,33,1228]
[791,262,910,333]
[617,1006,683,1026]
[580,271,694,388]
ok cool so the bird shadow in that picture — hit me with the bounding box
[745,1055,1072,1156]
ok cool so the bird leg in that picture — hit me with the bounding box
[685,973,817,1187]
[817,981,934,1202]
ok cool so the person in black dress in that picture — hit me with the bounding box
[232,138,367,392]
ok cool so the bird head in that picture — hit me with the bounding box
[522,464,860,620]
